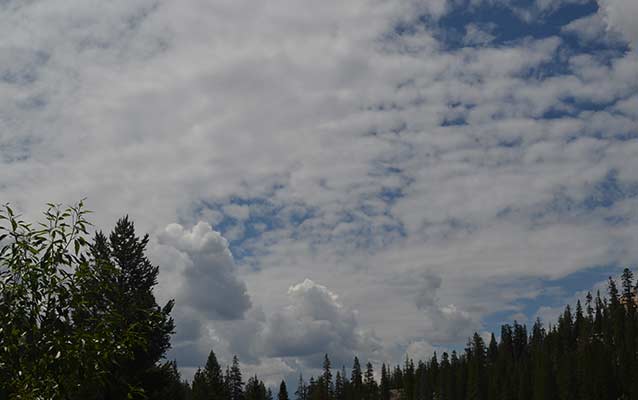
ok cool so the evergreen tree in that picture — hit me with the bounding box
[438,352,453,400]
[466,333,486,400]
[363,362,378,400]
[230,356,244,400]
[341,366,351,400]
[92,217,176,398]
[380,364,390,400]
[244,375,266,400]
[332,274,624,400]
[279,380,290,400]
[322,354,334,400]
[351,357,363,400]
[335,371,345,400]
[295,374,307,400]
[402,357,415,400]
[191,350,225,400]
[147,361,190,400]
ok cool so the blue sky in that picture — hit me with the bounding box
[1,0,637,385]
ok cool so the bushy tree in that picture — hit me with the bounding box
[0,202,143,399]
[0,202,180,399]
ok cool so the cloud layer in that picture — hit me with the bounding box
[1,0,637,382]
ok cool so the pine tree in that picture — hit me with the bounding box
[230,356,244,400]
[335,371,345,400]
[351,357,363,400]
[364,362,378,400]
[322,354,334,400]
[270,269,638,400]
[380,364,390,400]
[244,376,263,400]
[295,374,307,400]
[145,360,190,400]
[620,268,637,398]
[438,352,453,400]
[402,357,415,400]
[279,381,290,400]
[192,368,208,400]
[90,217,176,399]
[191,350,225,400]
[466,333,486,400]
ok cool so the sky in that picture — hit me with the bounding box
[1,0,638,386]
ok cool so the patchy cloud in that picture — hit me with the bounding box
[1,0,638,382]
[597,0,638,48]
[414,271,478,343]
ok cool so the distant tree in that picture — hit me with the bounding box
[192,368,208,400]
[192,350,226,400]
[466,333,486,400]
[380,364,390,400]
[363,362,378,400]
[438,352,453,400]
[402,357,415,400]
[322,354,334,400]
[351,357,363,400]
[279,380,290,400]
[335,371,345,400]
[295,374,307,400]
[230,355,245,400]
[245,375,267,400]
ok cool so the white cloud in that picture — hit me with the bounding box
[463,23,495,46]
[405,340,437,362]
[1,0,638,381]
[562,12,624,46]
[151,222,251,370]
[414,271,478,343]
[597,0,638,49]
[223,204,251,221]
[261,279,382,368]
[156,222,251,321]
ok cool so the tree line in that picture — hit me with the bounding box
[1,203,637,399]
[164,270,638,400]
[290,269,638,400]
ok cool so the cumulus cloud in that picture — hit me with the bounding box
[261,279,381,368]
[157,222,251,320]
